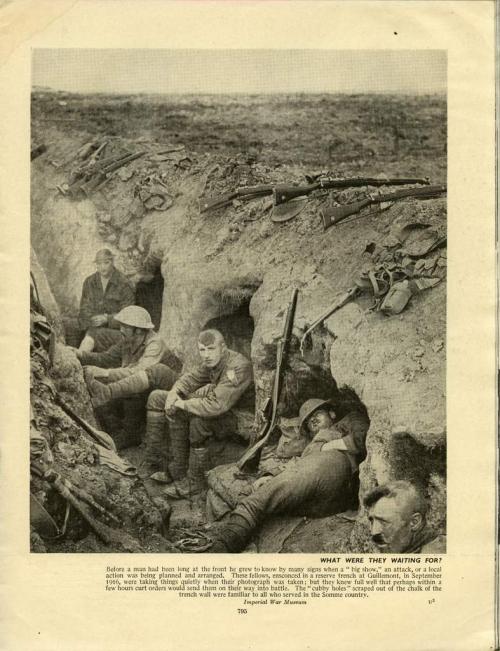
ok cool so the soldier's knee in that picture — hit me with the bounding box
[147,389,167,411]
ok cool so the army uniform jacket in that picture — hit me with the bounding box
[79,268,134,330]
[80,331,166,378]
[173,349,253,418]
[301,411,370,473]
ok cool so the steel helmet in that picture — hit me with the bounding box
[298,398,334,434]
[114,306,155,330]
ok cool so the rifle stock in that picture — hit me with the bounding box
[200,184,275,213]
[237,288,299,472]
[80,151,145,195]
[322,184,447,229]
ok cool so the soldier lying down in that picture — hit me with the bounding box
[206,397,369,553]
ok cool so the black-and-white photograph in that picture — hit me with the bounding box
[30,48,447,555]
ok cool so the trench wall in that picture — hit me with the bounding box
[31,132,446,547]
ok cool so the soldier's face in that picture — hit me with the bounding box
[96,259,113,277]
[306,409,335,435]
[119,325,135,341]
[367,497,422,553]
[198,339,225,368]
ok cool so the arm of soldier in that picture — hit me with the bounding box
[321,436,356,453]
[79,342,123,369]
[177,361,253,418]
[169,365,212,404]
[335,412,370,455]
[320,414,369,454]
[128,338,165,373]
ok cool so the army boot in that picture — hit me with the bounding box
[87,370,150,408]
[208,514,253,553]
[164,447,210,499]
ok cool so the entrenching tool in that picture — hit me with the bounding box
[270,196,308,223]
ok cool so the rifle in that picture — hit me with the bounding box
[30,271,56,367]
[200,184,275,213]
[321,184,447,230]
[32,464,139,549]
[273,176,430,206]
[80,151,145,195]
[55,395,117,451]
[67,151,145,197]
[299,288,359,355]
[200,176,430,213]
[237,288,299,473]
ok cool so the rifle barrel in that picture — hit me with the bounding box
[274,177,430,206]
[238,288,298,471]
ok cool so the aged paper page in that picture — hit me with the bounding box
[0,1,496,650]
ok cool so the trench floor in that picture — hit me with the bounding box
[122,443,355,553]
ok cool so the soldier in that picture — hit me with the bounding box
[76,305,177,409]
[364,480,446,553]
[142,329,253,494]
[78,248,135,353]
[205,396,369,552]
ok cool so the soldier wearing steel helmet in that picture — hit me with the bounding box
[76,305,177,409]
[205,396,369,553]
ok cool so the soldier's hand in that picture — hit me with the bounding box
[165,404,177,418]
[83,365,109,380]
[165,390,179,412]
[90,314,108,327]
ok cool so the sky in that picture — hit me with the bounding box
[32,49,446,95]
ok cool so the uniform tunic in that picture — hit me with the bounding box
[172,349,254,417]
[80,331,166,381]
[79,268,134,331]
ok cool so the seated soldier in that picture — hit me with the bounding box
[364,480,446,553]
[75,305,177,409]
[205,397,369,553]
[142,329,253,494]
[78,248,135,353]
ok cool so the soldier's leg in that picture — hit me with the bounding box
[145,363,178,391]
[234,452,352,529]
[86,369,151,407]
[166,410,190,480]
[184,415,235,495]
[140,389,168,478]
